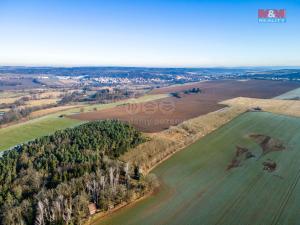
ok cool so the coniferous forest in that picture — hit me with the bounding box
[0,120,156,225]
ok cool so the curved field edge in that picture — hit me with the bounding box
[0,94,168,152]
[274,87,300,100]
[120,106,246,173]
[69,80,300,133]
[84,105,246,224]
[0,117,84,152]
[221,97,300,118]
[92,112,300,225]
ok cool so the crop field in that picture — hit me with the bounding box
[70,80,300,132]
[275,87,300,100]
[0,89,38,98]
[222,97,300,118]
[0,116,83,151]
[0,78,43,90]
[150,79,300,96]
[0,94,168,151]
[29,105,84,118]
[25,98,59,106]
[93,112,300,225]
[0,96,21,104]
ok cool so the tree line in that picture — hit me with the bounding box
[171,87,202,98]
[59,88,136,105]
[0,104,57,125]
[0,120,155,225]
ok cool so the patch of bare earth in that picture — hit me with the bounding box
[249,134,285,156]
[227,146,255,170]
[263,159,277,172]
[227,134,285,172]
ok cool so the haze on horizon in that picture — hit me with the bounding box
[0,0,299,67]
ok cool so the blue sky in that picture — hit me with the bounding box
[0,0,299,67]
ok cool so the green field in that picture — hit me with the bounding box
[94,112,300,225]
[275,87,300,100]
[0,94,168,151]
[0,117,83,151]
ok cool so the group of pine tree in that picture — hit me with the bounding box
[0,120,157,225]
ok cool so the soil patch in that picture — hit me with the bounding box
[249,134,285,155]
[227,146,255,170]
[263,159,277,172]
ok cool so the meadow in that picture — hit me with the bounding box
[0,116,83,151]
[92,112,300,225]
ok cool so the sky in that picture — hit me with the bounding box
[0,0,299,67]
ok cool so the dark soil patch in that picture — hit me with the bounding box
[228,134,285,172]
[263,159,277,172]
[236,146,249,157]
[227,145,255,170]
[249,134,285,156]
[245,151,255,159]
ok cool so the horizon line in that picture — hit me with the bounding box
[1,64,300,69]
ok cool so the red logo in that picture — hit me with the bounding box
[258,9,286,23]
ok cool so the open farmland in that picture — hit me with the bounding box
[0,116,83,151]
[150,79,300,96]
[0,77,43,90]
[0,96,21,104]
[93,112,300,225]
[0,94,167,151]
[24,98,58,106]
[275,87,300,100]
[29,105,84,118]
[70,80,300,132]
[222,97,300,118]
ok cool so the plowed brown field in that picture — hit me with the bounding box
[69,80,300,132]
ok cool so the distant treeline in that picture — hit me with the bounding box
[183,88,201,94]
[171,88,202,98]
[0,104,57,125]
[0,96,35,110]
[0,120,155,225]
[0,94,59,125]
[59,88,135,104]
[0,88,136,126]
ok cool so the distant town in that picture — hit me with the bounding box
[1,67,300,91]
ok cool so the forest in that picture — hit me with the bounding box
[0,120,155,225]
